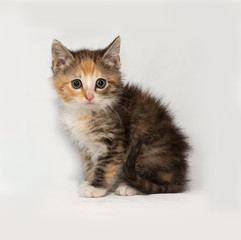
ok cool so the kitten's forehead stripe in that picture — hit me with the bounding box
[78,57,97,78]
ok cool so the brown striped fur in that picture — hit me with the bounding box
[51,37,190,197]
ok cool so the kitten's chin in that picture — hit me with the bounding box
[84,102,95,106]
[81,102,114,113]
[62,98,115,114]
[79,101,107,113]
[82,103,99,111]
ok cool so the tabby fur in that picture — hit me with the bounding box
[51,37,190,197]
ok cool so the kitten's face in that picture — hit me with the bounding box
[51,37,121,112]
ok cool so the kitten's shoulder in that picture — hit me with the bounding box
[121,83,161,105]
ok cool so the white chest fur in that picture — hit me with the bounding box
[61,110,107,162]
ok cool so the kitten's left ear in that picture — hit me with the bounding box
[51,39,74,73]
[102,36,121,68]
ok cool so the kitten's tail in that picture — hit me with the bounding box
[123,141,184,194]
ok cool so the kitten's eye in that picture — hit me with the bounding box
[96,78,106,89]
[71,79,82,89]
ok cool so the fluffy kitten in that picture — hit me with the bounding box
[51,37,190,198]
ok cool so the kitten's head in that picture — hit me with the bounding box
[51,37,122,112]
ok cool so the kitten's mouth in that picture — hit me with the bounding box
[84,101,97,107]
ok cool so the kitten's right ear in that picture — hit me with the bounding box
[102,36,121,68]
[51,40,74,73]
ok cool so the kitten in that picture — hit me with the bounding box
[51,37,190,198]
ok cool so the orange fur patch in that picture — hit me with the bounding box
[65,84,82,97]
[160,172,173,182]
[53,74,85,102]
[104,167,118,185]
[53,79,70,102]
[78,58,97,78]
[78,114,92,121]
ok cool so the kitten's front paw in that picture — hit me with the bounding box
[115,183,139,196]
[79,181,107,198]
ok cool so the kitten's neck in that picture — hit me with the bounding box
[61,102,93,118]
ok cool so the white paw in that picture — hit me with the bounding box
[79,181,107,198]
[115,183,139,196]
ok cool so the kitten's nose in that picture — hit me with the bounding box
[85,94,94,102]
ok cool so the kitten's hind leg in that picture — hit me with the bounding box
[115,182,140,196]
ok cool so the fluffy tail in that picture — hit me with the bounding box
[123,142,184,194]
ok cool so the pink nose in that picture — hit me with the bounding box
[85,94,94,102]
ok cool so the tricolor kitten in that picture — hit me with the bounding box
[51,37,190,198]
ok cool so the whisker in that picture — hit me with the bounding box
[107,106,122,126]
[114,102,132,115]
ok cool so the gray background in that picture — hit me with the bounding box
[0,1,240,239]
